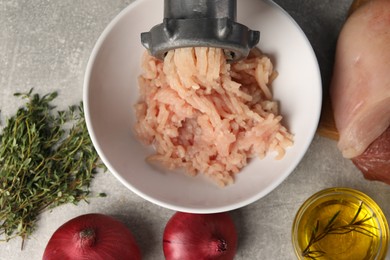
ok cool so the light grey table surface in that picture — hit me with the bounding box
[1,0,389,259]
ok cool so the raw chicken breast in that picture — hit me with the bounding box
[330,0,390,159]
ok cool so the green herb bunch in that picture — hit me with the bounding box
[0,89,105,245]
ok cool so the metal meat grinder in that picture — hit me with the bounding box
[141,0,260,62]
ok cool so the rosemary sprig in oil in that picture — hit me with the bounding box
[0,89,105,247]
[302,201,378,259]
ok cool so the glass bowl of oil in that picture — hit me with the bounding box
[292,187,389,259]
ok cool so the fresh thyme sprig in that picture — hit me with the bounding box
[302,201,378,259]
[0,89,105,247]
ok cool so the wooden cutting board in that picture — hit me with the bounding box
[316,0,371,140]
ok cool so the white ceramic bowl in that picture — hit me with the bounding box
[84,0,322,213]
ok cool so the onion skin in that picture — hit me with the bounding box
[43,213,141,260]
[163,212,238,260]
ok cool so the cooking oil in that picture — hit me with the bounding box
[292,188,389,260]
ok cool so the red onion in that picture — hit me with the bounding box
[43,213,141,260]
[163,212,238,260]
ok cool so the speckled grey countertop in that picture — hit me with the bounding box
[1,1,389,259]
